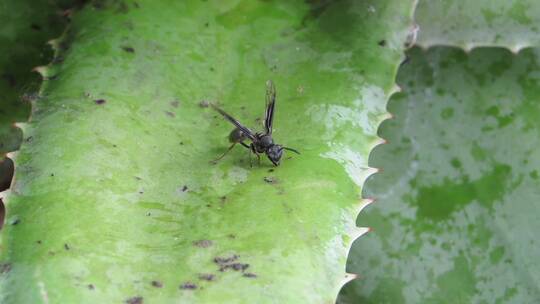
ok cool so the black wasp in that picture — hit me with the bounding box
[211,80,299,166]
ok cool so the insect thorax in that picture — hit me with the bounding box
[254,134,273,153]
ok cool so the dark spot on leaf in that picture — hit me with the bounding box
[95,99,106,105]
[199,100,209,108]
[227,234,236,239]
[243,273,257,278]
[193,240,213,248]
[87,284,95,290]
[122,46,135,53]
[36,240,42,244]
[179,282,197,290]
[214,255,238,264]
[209,67,215,72]
[11,219,20,226]
[264,176,278,184]
[198,273,215,281]
[220,263,249,272]
[204,22,209,27]
[268,169,274,173]
[0,263,11,274]
[26,136,33,142]
[125,296,143,304]
[151,280,162,288]
[146,212,151,216]
[170,100,179,108]
[165,111,175,118]
[50,173,55,177]
[64,243,70,250]
[214,255,248,272]
[181,185,188,192]
[378,40,386,47]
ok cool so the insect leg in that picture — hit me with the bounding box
[211,143,237,163]
[249,143,258,168]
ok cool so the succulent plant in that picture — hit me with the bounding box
[0,0,416,302]
[1,0,539,303]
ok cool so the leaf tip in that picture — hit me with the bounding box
[47,38,61,49]
[32,66,48,78]
[340,273,358,287]
[510,44,527,54]
[349,227,370,241]
[13,122,28,132]
[390,84,402,95]
[5,151,18,162]
[357,198,375,214]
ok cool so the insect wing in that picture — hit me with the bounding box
[211,104,256,140]
[264,80,276,135]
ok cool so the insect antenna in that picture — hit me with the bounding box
[281,147,300,154]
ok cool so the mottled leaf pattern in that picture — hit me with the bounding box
[340,47,540,303]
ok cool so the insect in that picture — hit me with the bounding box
[211,80,300,166]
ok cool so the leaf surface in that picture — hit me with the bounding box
[340,46,540,303]
[0,1,417,302]
[415,0,540,50]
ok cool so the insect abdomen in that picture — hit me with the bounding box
[228,128,247,143]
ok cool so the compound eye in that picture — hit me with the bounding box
[267,149,281,166]
[274,151,283,164]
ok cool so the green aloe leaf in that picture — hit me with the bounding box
[339,46,540,303]
[0,0,73,189]
[0,0,417,302]
[415,0,540,50]
[0,0,75,153]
